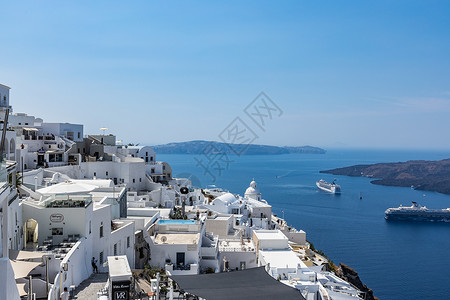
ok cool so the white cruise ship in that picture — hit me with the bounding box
[316,179,341,194]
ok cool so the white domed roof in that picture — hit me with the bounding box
[213,193,237,205]
[245,187,257,195]
[245,180,260,196]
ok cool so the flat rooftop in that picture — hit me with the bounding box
[215,216,232,221]
[254,230,288,241]
[219,239,255,252]
[259,249,307,269]
[108,256,131,278]
[154,233,200,245]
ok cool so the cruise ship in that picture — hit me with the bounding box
[316,179,341,194]
[385,202,450,222]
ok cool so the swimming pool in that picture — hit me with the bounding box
[158,220,196,224]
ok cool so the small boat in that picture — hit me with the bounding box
[316,179,341,194]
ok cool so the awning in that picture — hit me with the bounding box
[23,127,38,131]
[10,260,43,279]
[16,283,27,297]
[37,180,97,195]
[9,250,46,261]
[170,267,304,300]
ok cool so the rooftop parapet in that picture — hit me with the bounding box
[39,194,93,208]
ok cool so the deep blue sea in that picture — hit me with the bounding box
[158,149,450,300]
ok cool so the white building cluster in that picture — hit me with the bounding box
[0,83,364,300]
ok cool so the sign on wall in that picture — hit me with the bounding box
[49,213,64,222]
[112,280,130,300]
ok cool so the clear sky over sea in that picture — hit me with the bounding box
[1,1,449,149]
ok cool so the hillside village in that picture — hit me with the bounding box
[0,83,367,300]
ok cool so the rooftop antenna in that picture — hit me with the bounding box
[100,127,108,135]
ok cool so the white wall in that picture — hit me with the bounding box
[42,123,84,142]
[21,201,91,245]
[0,258,21,300]
[81,161,146,191]
[218,251,257,272]
[109,221,135,268]
[61,239,92,291]
[7,193,22,251]
[205,217,234,238]
[150,242,200,269]
[91,205,112,273]
[8,114,36,126]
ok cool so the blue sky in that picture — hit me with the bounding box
[1,1,450,149]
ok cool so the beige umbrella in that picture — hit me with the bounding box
[37,180,97,195]
[16,283,27,297]
[9,250,45,261]
[9,259,43,279]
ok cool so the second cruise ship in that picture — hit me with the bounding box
[316,179,341,194]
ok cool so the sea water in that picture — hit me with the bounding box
[158,149,450,300]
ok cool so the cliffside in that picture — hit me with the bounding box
[335,263,379,300]
[321,158,450,195]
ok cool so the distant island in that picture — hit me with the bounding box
[151,140,326,155]
[321,158,450,195]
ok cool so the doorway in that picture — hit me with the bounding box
[24,218,38,250]
[37,154,45,167]
[176,252,185,267]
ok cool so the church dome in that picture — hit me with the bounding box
[245,179,261,200]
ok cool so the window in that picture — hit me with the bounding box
[78,132,81,139]
[139,178,141,182]
[146,152,148,156]
[94,172,96,177]
[25,123,28,125]
[113,243,117,256]
[99,251,104,264]
[127,236,130,248]
[89,221,91,234]
[106,171,108,176]
[133,179,135,183]
[52,228,63,235]
[100,225,103,238]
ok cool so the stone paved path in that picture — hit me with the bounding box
[72,273,108,299]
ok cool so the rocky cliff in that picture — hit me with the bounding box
[335,263,378,300]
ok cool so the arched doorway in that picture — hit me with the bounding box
[24,218,38,250]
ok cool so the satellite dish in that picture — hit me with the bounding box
[161,236,167,243]
[180,187,189,194]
